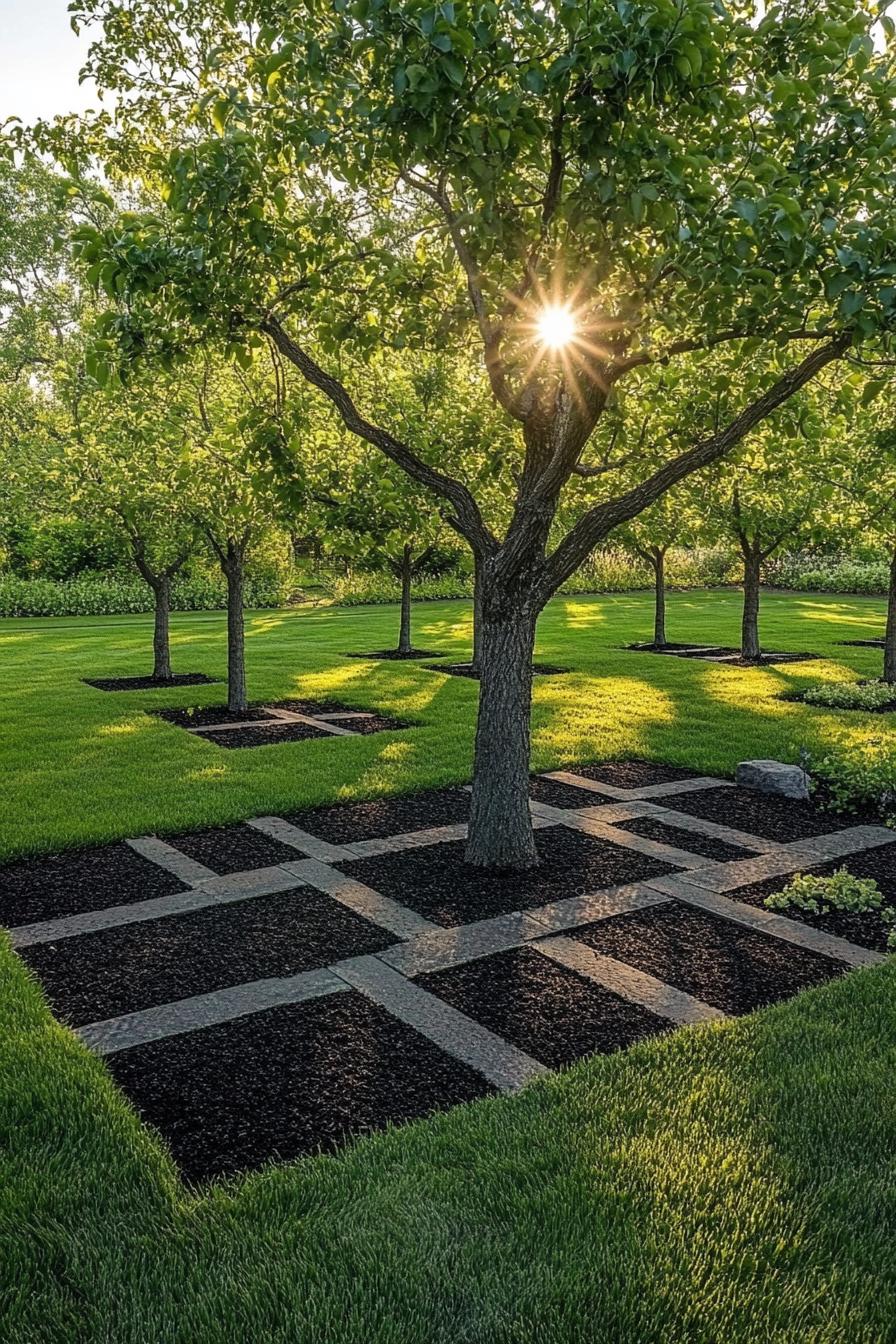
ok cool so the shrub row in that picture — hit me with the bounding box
[0,572,292,618]
[765,553,893,595]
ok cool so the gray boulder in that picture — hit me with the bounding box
[736,759,810,801]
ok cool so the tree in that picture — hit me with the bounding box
[620,488,696,651]
[56,0,896,866]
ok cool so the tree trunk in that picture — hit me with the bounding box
[741,547,762,662]
[470,551,484,675]
[652,547,667,648]
[465,592,537,869]
[224,540,247,713]
[884,543,896,684]
[397,544,413,655]
[152,576,173,681]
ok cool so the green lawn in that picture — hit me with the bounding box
[3,589,896,1342]
[1,588,894,860]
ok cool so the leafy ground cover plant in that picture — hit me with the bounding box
[802,680,896,711]
[766,868,896,950]
[808,743,896,826]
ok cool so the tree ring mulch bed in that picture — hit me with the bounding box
[83,673,220,692]
[344,649,442,660]
[416,945,670,1069]
[571,903,846,1015]
[0,842,184,929]
[336,826,681,927]
[282,786,473,844]
[625,642,820,666]
[20,888,399,1026]
[656,785,864,843]
[837,638,886,648]
[780,688,896,714]
[528,775,612,809]
[105,991,494,1184]
[154,705,274,728]
[725,841,896,953]
[613,816,760,863]
[160,822,307,873]
[193,722,338,749]
[423,661,570,679]
[152,700,412,746]
[561,760,705,789]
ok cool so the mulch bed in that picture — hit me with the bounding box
[282,787,473,844]
[163,823,304,874]
[727,842,896,953]
[83,674,219,692]
[423,662,570,679]
[154,706,273,728]
[565,760,705,789]
[416,945,669,1069]
[614,815,760,863]
[337,827,680,927]
[528,775,609,809]
[105,991,493,1184]
[0,843,183,929]
[21,889,398,1026]
[838,638,886,648]
[345,649,441,660]
[572,903,846,1015]
[154,700,412,745]
[193,723,335,749]
[659,786,857,843]
[626,642,819,666]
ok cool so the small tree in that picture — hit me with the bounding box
[619,488,699,650]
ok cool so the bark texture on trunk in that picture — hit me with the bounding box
[884,543,896,684]
[465,591,537,869]
[397,544,413,655]
[741,546,763,662]
[222,538,248,713]
[470,550,483,675]
[152,576,172,681]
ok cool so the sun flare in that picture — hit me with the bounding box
[536,304,576,350]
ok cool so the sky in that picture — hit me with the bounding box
[0,0,99,125]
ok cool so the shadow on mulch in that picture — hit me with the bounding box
[83,673,220,692]
[625,642,819,666]
[423,662,570,679]
[345,649,442,660]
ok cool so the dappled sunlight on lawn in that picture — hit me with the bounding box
[532,673,676,765]
[559,598,608,629]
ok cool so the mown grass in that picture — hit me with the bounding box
[3,936,895,1342]
[3,590,896,1341]
[1,588,894,860]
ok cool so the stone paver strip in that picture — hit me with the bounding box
[126,835,217,885]
[659,827,896,896]
[79,967,347,1055]
[333,953,549,1091]
[573,801,668,825]
[647,806,780,854]
[560,813,711,869]
[247,815,355,864]
[284,858,437,938]
[10,866,307,948]
[341,822,471,859]
[380,911,549,976]
[784,824,896,863]
[543,771,730,802]
[535,934,726,1025]
[525,881,672,934]
[646,875,885,969]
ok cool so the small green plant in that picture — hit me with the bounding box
[802,680,896,711]
[766,868,896,949]
[806,742,896,824]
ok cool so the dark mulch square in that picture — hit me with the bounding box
[266,698,372,717]
[105,991,494,1183]
[572,903,846,1015]
[423,661,570,679]
[728,842,896,953]
[838,638,886,648]
[567,761,705,790]
[626,642,819,666]
[84,673,219,692]
[164,823,305,874]
[194,722,335,748]
[21,889,397,1026]
[154,706,274,728]
[282,787,473,844]
[614,816,760,863]
[338,827,680,927]
[416,945,670,1069]
[345,649,441,661]
[528,775,609,809]
[0,843,184,929]
[660,786,856,842]
[332,713,413,735]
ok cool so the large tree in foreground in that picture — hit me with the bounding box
[59,0,896,866]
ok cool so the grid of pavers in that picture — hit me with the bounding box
[4,765,892,1183]
[152,699,411,748]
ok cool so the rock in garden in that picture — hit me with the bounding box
[735,760,810,801]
